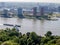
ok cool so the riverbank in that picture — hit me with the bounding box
[24,15,59,21]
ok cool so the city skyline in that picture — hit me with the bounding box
[0,0,59,3]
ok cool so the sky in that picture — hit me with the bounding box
[0,0,60,3]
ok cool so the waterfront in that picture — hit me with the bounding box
[0,17,60,36]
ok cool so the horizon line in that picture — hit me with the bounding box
[0,2,59,4]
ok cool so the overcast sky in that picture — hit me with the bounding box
[0,0,60,3]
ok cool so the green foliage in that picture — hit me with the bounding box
[1,41,19,45]
[27,38,33,45]
[30,32,38,41]
[0,28,60,45]
[45,31,52,37]
[56,39,60,45]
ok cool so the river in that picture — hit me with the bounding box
[0,17,60,36]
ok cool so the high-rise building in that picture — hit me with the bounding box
[3,9,8,17]
[58,6,60,12]
[17,8,24,18]
[39,7,44,16]
[32,7,37,16]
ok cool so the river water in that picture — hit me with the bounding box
[0,17,60,36]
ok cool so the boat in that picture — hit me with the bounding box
[3,24,21,27]
[3,24,21,31]
[3,24,14,26]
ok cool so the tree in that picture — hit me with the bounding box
[45,31,52,37]
[27,38,33,45]
[30,32,38,40]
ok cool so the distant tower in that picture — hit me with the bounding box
[58,6,60,12]
[3,9,8,17]
[33,7,37,16]
[17,8,24,18]
[39,7,44,16]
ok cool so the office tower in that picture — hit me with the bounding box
[39,7,44,16]
[3,9,8,17]
[17,8,24,18]
[58,6,60,12]
[33,7,37,16]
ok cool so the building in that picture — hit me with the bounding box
[17,8,24,18]
[39,7,44,16]
[3,9,9,17]
[58,6,60,12]
[23,9,33,16]
[32,7,37,16]
[9,8,18,16]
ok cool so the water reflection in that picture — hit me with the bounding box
[0,17,60,36]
